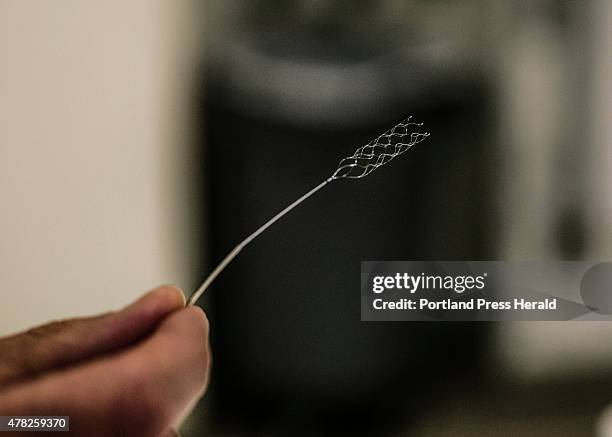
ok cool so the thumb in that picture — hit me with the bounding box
[0,285,185,387]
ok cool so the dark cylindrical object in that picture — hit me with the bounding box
[201,5,492,432]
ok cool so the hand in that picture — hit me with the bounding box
[0,286,211,436]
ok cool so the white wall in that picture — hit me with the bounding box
[494,0,612,380]
[0,1,202,335]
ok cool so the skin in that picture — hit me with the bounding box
[0,286,211,436]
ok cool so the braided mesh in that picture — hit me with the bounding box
[331,117,430,180]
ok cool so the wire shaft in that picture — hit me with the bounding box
[188,178,331,306]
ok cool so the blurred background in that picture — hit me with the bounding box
[1,0,611,436]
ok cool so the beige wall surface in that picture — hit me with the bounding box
[0,1,201,335]
[494,0,612,380]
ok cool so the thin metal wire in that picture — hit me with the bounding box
[187,179,331,306]
[187,117,429,306]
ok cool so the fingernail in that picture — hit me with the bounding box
[124,285,185,312]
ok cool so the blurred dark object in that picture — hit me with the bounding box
[201,0,494,434]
